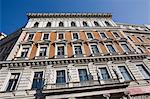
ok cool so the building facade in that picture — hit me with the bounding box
[0,32,7,40]
[0,13,150,99]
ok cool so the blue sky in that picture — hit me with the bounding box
[0,0,150,35]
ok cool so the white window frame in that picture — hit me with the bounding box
[57,32,65,40]
[112,32,120,38]
[36,44,49,58]
[41,33,50,40]
[77,67,90,82]
[55,68,68,83]
[85,32,94,40]
[72,44,85,57]
[71,32,80,40]
[89,43,101,55]
[105,43,118,55]
[25,33,35,41]
[99,32,108,39]
[119,42,132,53]
[55,44,67,58]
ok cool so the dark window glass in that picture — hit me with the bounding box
[58,33,64,39]
[78,69,88,81]
[94,21,100,26]
[21,48,29,57]
[56,70,66,84]
[100,33,107,38]
[46,22,51,27]
[59,22,64,27]
[121,44,131,52]
[39,47,47,56]
[83,21,88,27]
[71,22,76,27]
[28,34,34,41]
[73,33,79,39]
[32,72,44,89]
[91,45,99,54]
[99,67,110,80]
[74,46,82,55]
[113,32,120,38]
[33,22,39,28]
[87,33,93,39]
[107,45,116,53]
[57,46,65,56]
[127,36,133,41]
[105,21,112,26]
[118,66,132,81]
[137,64,150,79]
[43,34,49,40]
[6,73,20,91]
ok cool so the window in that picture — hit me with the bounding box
[136,64,150,79]
[32,72,44,89]
[59,22,64,27]
[74,46,82,55]
[99,67,110,80]
[28,34,34,41]
[71,22,76,27]
[33,22,39,28]
[113,32,120,38]
[94,21,100,26]
[121,44,131,52]
[91,45,99,54]
[118,66,132,81]
[21,48,29,57]
[57,46,65,56]
[83,21,88,27]
[56,70,66,84]
[58,33,64,39]
[100,33,107,39]
[78,69,88,81]
[104,21,112,26]
[6,73,20,91]
[138,47,144,53]
[106,45,116,53]
[73,33,79,39]
[39,47,47,56]
[46,22,51,27]
[127,36,133,41]
[43,34,49,40]
[87,33,93,39]
[137,37,144,42]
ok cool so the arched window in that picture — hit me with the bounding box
[83,21,88,27]
[71,22,76,27]
[46,22,51,27]
[105,21,112,26]
[59,22,64,27]
[33,22,39,28]
[94,21,100,27]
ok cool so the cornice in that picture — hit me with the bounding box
[27,13,112,18]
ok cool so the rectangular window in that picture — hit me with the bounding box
[58,33,64,39]
[91,45,99,54]
[127,36,133,41]
[87,33,93,39]
[56,70,66,84]
[39,47,47,56]
[136,64,150,79]
[43,34,49,40]
[99,67,110,80]
[121,44,131,52]
[78,69,88,81]
[32,72,44,89]
[118,66,132,81]
[73,33,79,39]
[57,46,65,56]
[113,32,120,38]
[100,33,107,38]
[74,46,82,55]
[28,34,34,41]
[137,37,144,42]
[21,48,29,57]
[106,45,116,53]
[6,73,20,91]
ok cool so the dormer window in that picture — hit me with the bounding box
[46,22,51,27]
[83,21,88,27]
[33,22,39,28]
[94,21,100,27]
[71,22,76,27]
[59,22,64,27]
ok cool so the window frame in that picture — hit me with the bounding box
[78,68,89,82]
[46,22,51,27]
[93,21,100,27]
[26,33,35,41]
[83,21,89,27]
[56,70,67,84]
[99,32,108,39]
[42,33,49,40]
[98,67,111,80]
[72,32,80,40]
[33,22,39,28]
[120,43,131,53]
[36,44,49,58]
[105,43,117,54]
[59,21,64,27]
[57,32,65,40]
[71,21,76,27]
[89,43,101,55]
[112,32,120,38]
[86,32,94,40]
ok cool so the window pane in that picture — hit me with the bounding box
[39,47,47,56]
[87,33,93,39]
[121,44,131,52]
[32,72,44,89]
[113,32,120,38]
[118,66,132,81]
[57,46,65,55]
[59,22,64,27]
[107,45,116,53]
[56,70,66,84]
[58,34,64,39]
[94,21,100,26]
[21,48,29,57]
[78,69,88,81]
[74,46,82,55]
[28,34,34,41]
[43,34,49,40]
[73,33,79,39]
[105,21,112,26]
[71,22,76,27]
[137,64,150,79]
[100,33,107,38]
[6,73,20,91]
[99,67,110,80]
[46,22,51,27]
[83,21,88,27]
[91,45,99,54]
